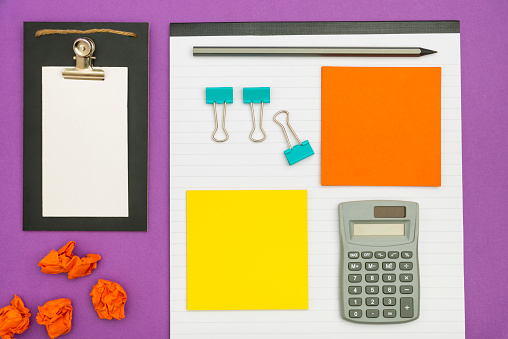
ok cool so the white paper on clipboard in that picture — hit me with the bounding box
[42,66,129,217]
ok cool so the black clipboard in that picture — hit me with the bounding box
[23,22,148,231]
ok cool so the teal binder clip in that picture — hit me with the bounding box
[206,87,233,142]
[273,110,314,165]
[243,87,270,103]
[243,87,270,142]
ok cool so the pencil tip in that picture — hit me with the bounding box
[420,48,437,55]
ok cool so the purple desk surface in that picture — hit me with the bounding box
[0,1,507,338]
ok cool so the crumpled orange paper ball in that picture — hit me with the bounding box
[36,298,72,339]
[0,295,31,339]
[90,280,127,320]
[38,241,101,279]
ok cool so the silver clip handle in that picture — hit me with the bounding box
[212,102,229,142]
[273,110,302,149]
[249,102,267,142]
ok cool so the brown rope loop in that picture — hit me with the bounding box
[35,29,137,38]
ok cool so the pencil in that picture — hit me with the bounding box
[193,46,437,57]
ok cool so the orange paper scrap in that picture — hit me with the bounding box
[0,295,31,339]
[90,280,127,320]
[38,241,101,279]
[321,66,441,186]
[36,298,72,339]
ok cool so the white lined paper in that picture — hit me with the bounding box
[170,33,464,338]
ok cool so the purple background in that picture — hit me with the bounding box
[0,0,507,338]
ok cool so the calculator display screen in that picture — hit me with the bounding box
[353,223,405,236]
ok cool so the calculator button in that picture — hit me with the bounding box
[365,297,379,306]
[382,274,396,282]
[400,285,413,294]
[400,262,413,270]
[383,309,397,318]
[365,286,379,294]
[400,297,414,318]
[348,262,362,271]
[348,286,362,294]
[382,285,396,294]
[374,251,386,259]
[348,252,360,259]
[382,262,396,271]
[365,262,379,271]
[400,274,413,282]
[401,251,413,259]
[348,274,362,283]
[361,251,373,259]
[366,309,379,318]
[349,298,362,306]
[383,297,396,306]
[388,251,399,259]
[349,310,362,318]
[365,274,379,283]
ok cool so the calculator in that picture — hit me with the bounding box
[339,200,419,323]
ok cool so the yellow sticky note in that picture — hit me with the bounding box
[187,190,308,310]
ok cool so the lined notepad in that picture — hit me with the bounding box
[170,31,464,338]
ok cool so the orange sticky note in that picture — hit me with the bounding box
[321,66,441,186]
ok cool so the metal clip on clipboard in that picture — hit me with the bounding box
[63,37,105,80]
[243,87,269,142]
[273,110,314,165]
[206,87,233,142]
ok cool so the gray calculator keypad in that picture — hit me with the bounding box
[346,250,417,322]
